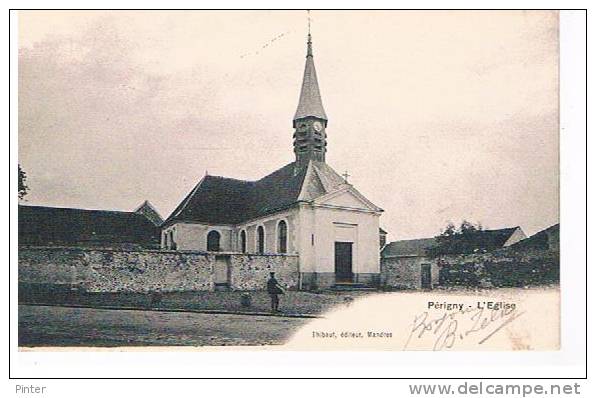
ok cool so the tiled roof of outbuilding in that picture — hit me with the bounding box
[510,223,559,251]
[474,227,520,248]
[381,227,523,257]
[382,238,437,257]
[18,205,161,248]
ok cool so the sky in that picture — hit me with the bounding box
[18,10,559,240]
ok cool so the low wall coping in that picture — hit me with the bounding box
[19,245,299,258]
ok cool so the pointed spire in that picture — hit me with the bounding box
[293,30,327,126]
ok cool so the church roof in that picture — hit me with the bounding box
[252,162,310,216]
[165,175,255,225]
[164,160,351,226]
[293,34,327,125]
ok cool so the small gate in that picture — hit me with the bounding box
[421,264,432,289]
[214,255,231,290]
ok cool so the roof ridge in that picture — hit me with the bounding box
[205,174,256,184]
[18,204,137,215]
[297,160,318,201]
[310,162,331,193]
[387,237,436,244]
[477,226,519,233]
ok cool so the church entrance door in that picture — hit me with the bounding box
[334,242,353,283]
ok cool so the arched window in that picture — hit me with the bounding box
[257,226,265,254]
[207,230,221,252]
[240,230,247,253]
[277,220,288,254]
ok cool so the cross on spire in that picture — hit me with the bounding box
[306,10,313,58]
[342,170,351,182]
[293,12,327,124]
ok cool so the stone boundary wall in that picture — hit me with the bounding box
[227,253,299,290]
[18,246,299,293]
[437,247,559,288]
[380,256,440,290]
[381,246,559,290]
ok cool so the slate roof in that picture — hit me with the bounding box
[166,176,255,225]
[381,227,522,257]
[19,205,161,248]
[164,160,356,226]
[165,162,310,225]
[253,162,311,217]
[293,34,327,125]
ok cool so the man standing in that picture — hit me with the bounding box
[267,272,284,313]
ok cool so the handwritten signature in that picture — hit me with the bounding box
[403,304,525,351]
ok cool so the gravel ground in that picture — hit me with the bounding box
[20,289,378,315]
[19,305,309,347]
[18,286,558,348]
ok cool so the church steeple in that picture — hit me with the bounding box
[293,30,328,166]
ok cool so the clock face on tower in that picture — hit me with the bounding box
[313,121,323,132]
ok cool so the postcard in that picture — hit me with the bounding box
[16,10,561,353]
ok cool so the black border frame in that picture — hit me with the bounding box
[8,8,588,380]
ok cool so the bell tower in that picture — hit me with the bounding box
[293,31,328,166]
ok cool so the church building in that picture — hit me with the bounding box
[161,33,383,289]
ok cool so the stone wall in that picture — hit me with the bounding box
[437,247,559,288]
[228,254,299,290]
[380,256,440,290]
[380,245,559,290]
[18,246,299,293]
